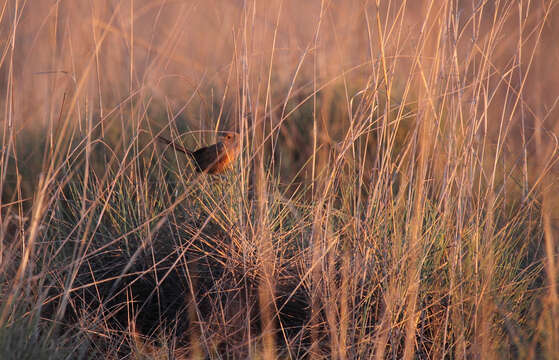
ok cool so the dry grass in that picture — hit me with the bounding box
[1,0,559,359]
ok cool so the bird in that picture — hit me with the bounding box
[157,132,240,174]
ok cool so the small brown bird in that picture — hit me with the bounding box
[157,132,240,174]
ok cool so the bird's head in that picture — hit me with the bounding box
[219,132,239,145]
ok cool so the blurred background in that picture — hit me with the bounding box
[3,0,558,197]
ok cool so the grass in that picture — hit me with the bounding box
[1,0,559,358]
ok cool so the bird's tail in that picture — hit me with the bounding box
[156,136,193,156]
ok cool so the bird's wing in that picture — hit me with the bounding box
[192,142,225,171]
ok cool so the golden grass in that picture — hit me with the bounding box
[1,0,558,358]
